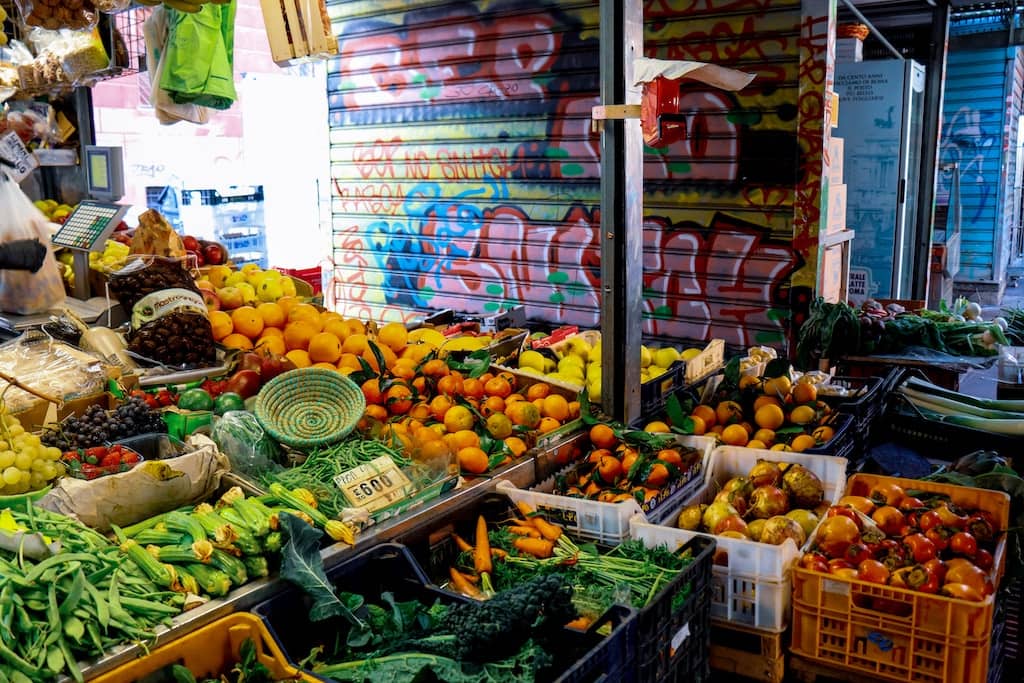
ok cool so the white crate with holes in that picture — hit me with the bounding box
[630,447,847,632]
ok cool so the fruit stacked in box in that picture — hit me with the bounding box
[631,446,847,631]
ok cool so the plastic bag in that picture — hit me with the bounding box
[0,173,65,314]
[144,5,209,125]
[0,332,109,413]
[210,411,281,480]
[15,0,97,32]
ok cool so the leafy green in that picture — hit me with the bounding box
[278,513,364,627]
[446,349,493,378]
[313,643,548,682]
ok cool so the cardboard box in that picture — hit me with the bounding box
[827,136,844,185]
[819,237,850,303]
[837,38,863,62]
[826,183,847,234]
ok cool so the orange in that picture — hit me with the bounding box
[323,318,351,342]
[361,378,384,405]
[209,310,233,341]
[312,362,339,371]
[449,429,480,450]
[537,417,561,434]
[541,394,570,421]
[506,401,541,429]
[790,433,817,452]
[341,333,369,356]
[255,334,286,356]
[688,415,707,436]
[789,405,816,425]
[259,326,283,338]
[721,423,749,447]
[645,463,670,488]
[710,424,724,435]
[596,455,623,484]
[506,393,527,404]
[747,439,767,449]
[401,343,433,363]
[419,439,452,461]
[385,384,414,415]
[361,342,397,373]
[390,358,418,381]
[531,398,545,414]
[793,381,818,404]
[230,306,264,340]
[480,396,506,417]
[220,333,253,350]
[461,378,485,400]
[283,321,319,351]
[436,374,464,397]
[483,376,513,398]
[568,401,581,420]
[343,318,366,338]
[429,395,454,421]
[739,374,762,390]
[754,404,785,430]
[288,304,323,331]
[811,425,834,442]
[308,332,342,364]
[752,428,776,445]
[408,402,432,422]
[256,302,286,329]
[644,421,670,433]
[275,296,301,316]
[285,349,311,368]
[525,383,552,401]
[741,421,755,436]
[421,359,450,378]
[763,375,792,397]
[457,446,489,474]
[715,401,744,426]
[504,436,528,457]
[337,353,363,372]
[485,413,514,439]
[753,395,782,413]
[443,405,475,433]
[363,404,388,423]
[376,322,409,352]
[691,405,716,428]
[771,443,792,452]
[589,423,618,450]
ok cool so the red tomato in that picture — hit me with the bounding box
[800,552,829,574]
[945,562,993,596]
[874,539,908,571]
[903,533,937,563]
[966,513,997,543]
[949,531,978,559]
[857,559,890,584]
[827,505,863,528]
[898,496,925,512]
[933,503,967,529]
[941,583,984,602]
[923,558,947,583]
[845,542,873,566]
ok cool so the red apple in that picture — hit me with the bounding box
[199,287,220,311]
[202,243,226,266]
[182,235,200,252]
[239,352,264,376]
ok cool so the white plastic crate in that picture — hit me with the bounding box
[495,435,715,545]
[631,446,847,631]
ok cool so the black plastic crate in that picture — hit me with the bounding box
[253,541,639,683]
[804,412,856,463]
[635,534,714,683]
[819,368,901,467]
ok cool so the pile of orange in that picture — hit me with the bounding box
[552,422,702,505]
[677,375,836,452]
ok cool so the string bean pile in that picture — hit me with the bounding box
[261,437,411,519]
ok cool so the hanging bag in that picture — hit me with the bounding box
[0,170,65,314]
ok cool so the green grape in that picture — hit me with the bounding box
[23,433,40,448]
[0,450,14,469]
[0,440,8,451]
[18,470,30,486]
[6,424,24,438]
[44,446,61,460]
[41,462,57,481]
[2,467,21,486]
[13,452,32,471]
[30,458,47,472]
[28,472,45,490]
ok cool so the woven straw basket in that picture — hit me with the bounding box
[254,368,365,449]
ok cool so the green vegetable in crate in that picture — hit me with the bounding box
[167,637,283,683]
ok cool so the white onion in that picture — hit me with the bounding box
[981,329,996,346]
[964,301,982,320]
[994,316,1008,332]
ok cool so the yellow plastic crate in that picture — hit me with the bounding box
[89,613,316,682]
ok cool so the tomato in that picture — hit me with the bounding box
[868,482,905,507]
[888,567,910,589]
[800,552,829,574]
[871,506,906,536]
[845,542,873,566]
[903,533,937,564]
[925,526,951,552]
[949,531,978,559]
[857,559,890,584]
[932,503,967,529]
[829,565,858,580]
[817,516,861,558]
[918,509,943,532]
[827,505,863,528]
[973,548,994,572]
[898,496,925,512]
[966,513,997,543]
[156,388,175,407]
[941,583,984,602]
[923,558,946,583]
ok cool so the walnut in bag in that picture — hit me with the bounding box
[108,256,216,368]
[15,0,97,32]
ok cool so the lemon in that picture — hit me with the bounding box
[558,355,585,372]
[681,348,702,361]
[518,349,548,373]
[653,347,681,368]
[639,345,653,368]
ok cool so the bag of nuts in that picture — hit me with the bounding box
[14,0,97,32]
[108,256,217,369]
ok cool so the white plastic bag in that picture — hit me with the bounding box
[0,172,64,314]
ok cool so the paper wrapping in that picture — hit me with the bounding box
[633,57,755,91]
[38,438,229,532]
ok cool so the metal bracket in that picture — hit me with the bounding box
[591,104,641,132]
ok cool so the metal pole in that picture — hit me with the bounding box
[599,0,643,425]
[910,0,950,301]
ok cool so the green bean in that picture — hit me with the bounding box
[83,581,109,629]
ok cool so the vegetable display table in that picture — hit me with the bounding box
[838,352,995,392]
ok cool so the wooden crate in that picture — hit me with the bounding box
[709,620,786,683]
[259,0,337,66]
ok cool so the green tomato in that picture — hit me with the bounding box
[178,388,215,412]
[213,392,246,416]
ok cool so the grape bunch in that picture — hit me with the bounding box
[0,409,64,495]
[42,396,167,451]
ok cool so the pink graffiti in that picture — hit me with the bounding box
[666,89,741,181]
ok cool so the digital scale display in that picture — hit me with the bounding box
[51,201,129,252]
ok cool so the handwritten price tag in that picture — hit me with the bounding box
[334,455,414,512]
[0,132,39,182]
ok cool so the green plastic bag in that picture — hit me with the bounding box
[160,1,237,110]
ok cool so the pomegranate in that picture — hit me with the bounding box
[676,504,706,531]
[715,514,750,537]
[747,485,790,519]
[748,460,782,488]
[721,476,753,497]
[786,509,820,537]
[715,488,749,517]
[759,515,807,547]
[782,464,825,509]
[702,500,738,534]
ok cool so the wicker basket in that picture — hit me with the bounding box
[254,368,365,449]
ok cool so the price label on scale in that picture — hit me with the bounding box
[334,455,414,512]
[0,132,39,182]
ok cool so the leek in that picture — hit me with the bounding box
[903,377,1024,413]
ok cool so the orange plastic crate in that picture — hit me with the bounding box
[89,613,317,683]
[791,474,1010,683]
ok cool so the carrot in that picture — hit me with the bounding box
[507,525,542,538]
[566,616,593,631]
[474,515,494,594]
[513,537,554,558]
[448,566,482,598]
[491,548,508,559]
[515,500,563,541]
[451,532,473,553]
[510,517,538,528]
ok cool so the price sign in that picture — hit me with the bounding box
[0,132,39,182]
[334,455,414,513]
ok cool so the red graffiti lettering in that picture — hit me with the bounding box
[353,139,400,179]
[437,148,513,180]
[335,182,405,216]
[645,0,782,19]
[657,16,790,84]
[404,150,431,179]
